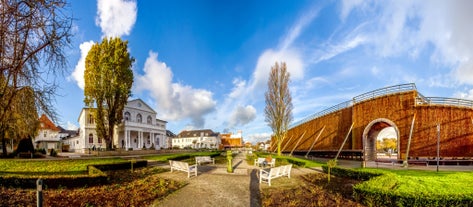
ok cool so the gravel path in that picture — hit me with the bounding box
[150,153,319,207]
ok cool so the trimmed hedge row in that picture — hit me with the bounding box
[353,186,473,207]
[0,173,107,189]
[90,160,147,171]
[0,160,147,189]
[321,166,473,206]
[321,166,382,181]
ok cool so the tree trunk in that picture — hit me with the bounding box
[277,140,282,156]
[1,137,7,157]
[107,125,114,150]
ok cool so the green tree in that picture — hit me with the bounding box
[0,1,72,157]
[265,62,293,156]
[84,37,134,150]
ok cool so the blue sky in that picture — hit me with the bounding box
[58,0,473,143]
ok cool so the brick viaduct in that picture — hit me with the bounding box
[276,83,473,161]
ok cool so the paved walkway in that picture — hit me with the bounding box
[150,152,318,207]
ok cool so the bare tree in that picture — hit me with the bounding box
[265,62,293,156]
[0,0,73,156]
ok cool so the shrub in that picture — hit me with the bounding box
[16,138,34,154]
[321,166,382,181]
[37,148,47,154]
[50,149,57,157]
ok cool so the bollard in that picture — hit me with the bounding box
[37,179,43,207]
[226,150,233,173]
[131,158,136,172]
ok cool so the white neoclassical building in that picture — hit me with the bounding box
[69,99,167,153]
[172,129,221,149]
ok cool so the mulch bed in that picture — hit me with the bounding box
[261,173,365,207]
[0,167,186,207]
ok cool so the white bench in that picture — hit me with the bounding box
[195,156,215,165]
[259,164,292,186]
[169,160,198,178]
[254,157,275,167]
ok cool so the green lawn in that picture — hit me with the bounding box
[0,158,126,176]
[142,151,221,162]
[252,152,325,167]
[356,168,473,195]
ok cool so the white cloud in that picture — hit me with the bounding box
[313,34,366,63]
[136,51,216,128]
[246,132,273,143]
[66,121,79,130]
[229,105,257,128]
[340,0,365,21]
[96,0,137,37]
[343,1,473,85]
[69,41,94,90]
[250,49,304,94]
[454,88,473,100]
[281,6,320,50]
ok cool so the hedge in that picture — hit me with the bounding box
[353,178,473,207]
[0,160,147,189]
[321,165,382,181]
[321,166,473,206]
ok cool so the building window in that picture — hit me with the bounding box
[43,131,47,138]
[88,114,94,124]
[98,138,102,143]
[156,137,160,145]
[124,112,130,121]
[89,134,93,144]
[147,116,152,124]
[136,114,142,123]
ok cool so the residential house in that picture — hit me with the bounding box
[173,129,220,149]
[220,130,244,149]
[34,114,61,150]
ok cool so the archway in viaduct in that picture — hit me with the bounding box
[362,118,400,161]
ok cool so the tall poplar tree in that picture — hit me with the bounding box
[265,62,293,156]
[84,37,134,150]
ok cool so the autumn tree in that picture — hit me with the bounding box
[0,1,72,156]
[377,137,397,152]
[84,37,134,150]
[265,62,293,156]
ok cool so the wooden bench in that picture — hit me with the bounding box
[259,164,292,186]
[195,156,215,165]
[254,157,276,167]
[169,160,198,178]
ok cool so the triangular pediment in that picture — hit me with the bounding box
[126,99,156,114]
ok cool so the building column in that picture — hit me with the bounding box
[151,132,154,148]
[139,131,143,149]
[125,130,129,150]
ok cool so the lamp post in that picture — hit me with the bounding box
[437,123,440,172]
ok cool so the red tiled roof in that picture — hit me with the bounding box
[39,114,59,131]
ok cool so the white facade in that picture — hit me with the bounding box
[71,99,167,153]
[34,114,61,150]
[173,129,220,149]
[35,127,61,150]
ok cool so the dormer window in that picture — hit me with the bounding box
[136,114,142,123]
